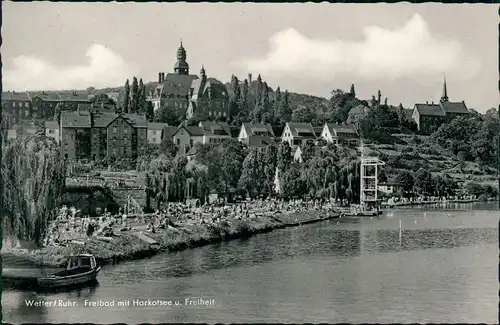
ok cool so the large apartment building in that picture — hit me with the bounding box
[2,90,92,121]
[60,110,147,160]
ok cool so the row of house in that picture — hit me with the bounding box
[1,90,93,120]
[41,109,360,162]
[346,79,470,135]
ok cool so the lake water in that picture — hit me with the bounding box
[3,201,499,324]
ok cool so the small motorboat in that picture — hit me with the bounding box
[37,254,100,288]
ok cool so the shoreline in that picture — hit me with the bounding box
[381,198,488,208]
[3,210,339,271]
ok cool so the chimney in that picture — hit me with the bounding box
[426,101,428,104]
[73,91,76,96]
[431,101,434,105]
[162,73,165,83]
[248,73,252,84]
[158,72,162,83]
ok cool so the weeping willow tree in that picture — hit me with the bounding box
[1,132,66,247]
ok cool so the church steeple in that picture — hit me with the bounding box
[174,40,189,75]
[440,77,449,102]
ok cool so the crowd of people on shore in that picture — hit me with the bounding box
[384,194,478,206]
[42,198,336,246]
[42,193,481,247]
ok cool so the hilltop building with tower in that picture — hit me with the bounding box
[150,42,229,121]
[411,78,470,134]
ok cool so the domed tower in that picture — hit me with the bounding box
[174,41,189,75]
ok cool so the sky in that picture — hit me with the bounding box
[2,2,498,112]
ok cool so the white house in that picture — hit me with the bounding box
[171,124,204,155]
[199,121,232,145]
[281,122,317,147]
[238,123,275,142]
[147,122,169,145]
[321,123,359,146]
[378,182,402,195]
[44,120,60,144]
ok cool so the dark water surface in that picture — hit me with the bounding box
[3,202,499,323]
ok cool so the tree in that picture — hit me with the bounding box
[395,170,414,196]
[146,101,154,121]
[130,77,139,113]
[350,84,356,97]
[277,141,292,172]
[238,149,260,197]
[273,87,282,121]
[155,105,178,125]
[137,79,146,114]
[300,140,315,163]
[261,82,272,123]
[2,133,66,246]
[263,144,278,194]
[160,138,178,157]
[378,168,388,183]
[123,79,130,113]
[414,168,433,195]
[292,105,314,123]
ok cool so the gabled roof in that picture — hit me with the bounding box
[325,123,358,136]
[61,110,92,128]
[162,126,178,140]
[247,135,276,148]
[199,121,231,137]
[28,91,62,102]
[92,112,119,128]
[148,122,169,131]
[45,121,59,129]
[58,91,91,102]
[286,123,317,138]
[440,101,469,114]
[172,124,204,137]
[155,73,198,97]
[191,77,229,100]
[414,103,445,117]
[2,91,31,101]
[122,114,148,128]
[242,123,275,137]
[313,127,323,137]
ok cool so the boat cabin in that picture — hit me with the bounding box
[67,254,97,271]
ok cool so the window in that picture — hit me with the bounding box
[124,128,128,134]
[49,130,54,134]
[64,154,68,159]
[223,112,227,117]
[176,138,180,145]
[113,127,117,134]
[25,102,29,108]
[190,139,193,146]
[209,111,212,116]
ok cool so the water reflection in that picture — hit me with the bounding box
[3,204,498,324]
